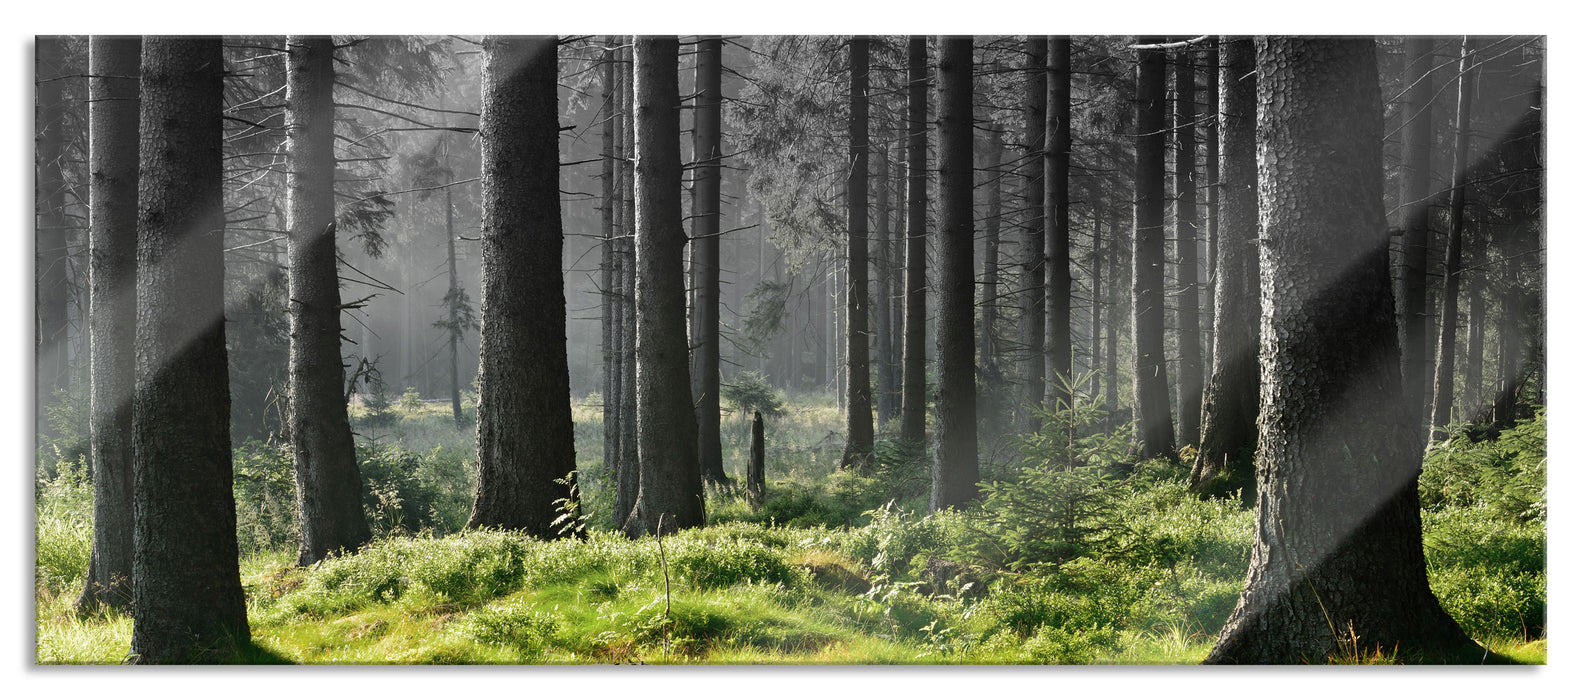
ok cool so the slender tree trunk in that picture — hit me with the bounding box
[747,410,766,508]
[875,141,897,425]
[1429,38,1477,443]
[931,36,978,512]
[1463,221,1485,419]
[616,40,641,525]
[1045,36,1073,410]
[1132,36,1175,459]
[890,144,906,422]
[1173,40,1203,444]
[842,36,875,471]
[36,36,71,439]
[1191,37,1259,501]
[1020,36,1048,425]
[130,36,250,664]
[690,36,728,484]
[78,35,140,613]
[623,36,705,537]
[467,36,579,537]
[1205,38,1477,664]
[978,116,1003,384]
[1089,209,1102,400]
[1104,228,1121,427]
[1203,38,1220,359]
[900,36,930,445]
[601,36,623,509]
[444,183,463,425]
[1398,37,1435,440]
[284,36,373,565]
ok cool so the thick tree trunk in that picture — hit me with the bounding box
[1429,38,1477,443]
[130,36,250,664]
[930,36,978,513]
[467,36,579,537]
[284,36,372,565]
[842,36,875,472]
[1191,37,1259,501]
[1173,41,1203,444]
[78,35,140,613]
[1019,36,1048,426]
[900,36,930,445]
[1045,36,1072,410]
[1203,38,1476,664]
[1132,36,1175,459]
[690,36,728,484]
[1397,37,1435,440]
[623,36,705,537]
[36,36,71,438]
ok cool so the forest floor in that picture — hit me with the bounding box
[33,393,1548,665]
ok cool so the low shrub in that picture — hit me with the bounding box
[34,456,93,594]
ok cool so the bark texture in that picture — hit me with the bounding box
[79,35,140,613]
[690,36,728,484]
[899,36,929,445]
[285,35,372,564]
[467,36,579,536]
[930,37,978,512]
[601,36,624,521]
[841,36,875,471]
[1020,37,1048,425]
[130,37,250,663]
[1191,37,1259,501]
[1204,38,1475,664]
[623,36,705,537]
[1132,36,1175,458]
[1173,42,1203,443]
[1045,36,1072,410]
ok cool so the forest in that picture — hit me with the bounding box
[31,34,1545,667]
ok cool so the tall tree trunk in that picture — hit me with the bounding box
[467,36,579,537]
[284,36,373,565]
[889,143,906,423]
[1132,35,1175,459]
[1104,227,1121,427]
[1088,209,1102,400]
[1019,36,1048,426]
[623,36,705,537]
[1203,37,1476,665]
[1191,37,1259,501]
[1173,40,1203,444]
[930,36,978,513]
[1397,37,1435,440]
[1429,37,1477,443]
[601,36,623,511]
[1463,221,1485,420]
[78,35,139,613]
[842,36,875,471]
[36,36,71,440]
[444,181,463,425]
[690,36,727,484]
[1045,36,1073,410]
[1202,38,1220,360]
[977,115,1002,386]
[130,36,250,664]
[900,36,930,445]
[616,40,641,526]
[875,141,897,425]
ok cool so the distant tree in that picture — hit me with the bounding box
[930,36,978,512]
[1173,39,1203,444]
[623,36,705,537]
[899,36,930,445]
[1018,36,1047,426]
[874,139,899,425]
[841,36,875,472]
[1203,37,1477,664]
[1045,36,1073,411]
[1191,37,1258,501]
[284,35,373,565]
[466,36,578,536]
[77,35,140,613]
[130,36,250,664]
[36,36,72,439]
[1429,38,1478,443]
[1131,36,1175,459]
[601,36,625,520]
[977,105,1004,385]
[1397,37,1436,439]
[690,35,729,485]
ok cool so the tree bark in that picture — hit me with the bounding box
[930,36,978,513]
[1173,40,1203,444]
[1429,38,1477,443]
[284,36,372,565]
[467,36,579,537]
[78,35,140,613]
[130,36,250,664]
[747,410,766,508]
[1020,36,1048,426]
[1397,37,1435,440]
[1203,37,1476,664]
[1191,37,1259,501]
[1045,36,1073,410]
[36,36,72,439]
[616,40,641,527]
[1203,38,1221,358]
[601,35,623,512]
[623,36,705,537]
[1132,36,1175,459]
[842,36,875,472]
[978,119,1003,385]
[690,36,728,484]
[900,36,930,445]
[874,141,897,425]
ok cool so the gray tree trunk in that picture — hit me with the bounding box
[930,36,978,512]
[467,36,579,537]
[1045,36,1072,410]
[1019,36,1047,426]
[1173,41,1203,444]
[978,118,1003,384]
[900,36,930,445]
[1203,37,1476,664]
[616,40,641,526]
[601,35,623,508]
[78,35,140,613]
[36,36,71,439]
[623,36,705,537]
[1132,36,1175,459]
[690,36,728,485]
[285,35,372,565]
[842,36,875,471]
[1429,38,1477,443]
[874,141,897,425]
[130,36,250,664]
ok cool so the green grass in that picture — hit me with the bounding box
[34,392,1547,665]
